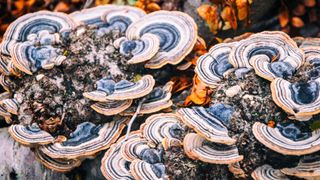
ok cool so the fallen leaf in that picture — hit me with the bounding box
[279,4,289,27]
[197,4,220,34]
[236,0,248,21]
[221,6,238,30]
[291,16,304,28]
[184,75,212,106]
[303,0,316,7]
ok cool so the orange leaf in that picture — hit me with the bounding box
[221,6,238,30]
[292,4,305,16]
[146,2,161,12]
[184,75,212,106]
[236,0,248,21]
[279,5,289,27]
[303,0,316,7]
[54,1,70,12]
[197,4,220,34]
[291,17,304,28]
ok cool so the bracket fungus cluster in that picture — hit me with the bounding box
[192,32,320,178]
[101,113,185,179]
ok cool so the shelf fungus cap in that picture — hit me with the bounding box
[118,34,160,64]
[125,11,198,69]
[271,78,320,119]
[177,103,236,145]
[91,99,133,116]
[183,133,243,164]
[83,75,155,101]
[101,132,141,180]
[130,159,168,180]
[140,113,184,147]
[8,123,54,146]
[0,98,20,115]
[11,42,66,75]
[34,148,81,172]
[229,31,304,81]
[121,81,173,115]
[252,122,320,155]
[195,42,237,88]
[40,118,127,159]
[0,11,76,55]
[281,155,320,178]
[251,164,289,180]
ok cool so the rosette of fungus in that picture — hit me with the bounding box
[8,123,54,146]
[177,103,236,145]
[270,77,320,120]
[40,118,127,159]
[101,131,139,180]
[281,155,320,179]
[229,31,305,81]
[34,148,81,173]
[11,42,66,75]
[251,164,289,180]
[252,122,320,155]
[183,133,243,164]
[0,11,77,55]
[117,11,197,68]
[71,5,145,31]
[195,42,237,88]
[139,113,184,149]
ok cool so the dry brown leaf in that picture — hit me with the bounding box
[184,75,212,106]
[54,1,70,12]
[292,3,306,16]
[303,0,316,7]
[146,2,161,12]
[170,75,192,93]
[221,6,238,30]
[279,4,289,27]
[291,16,304,28]
[197,4,220,34]
[236,0,248,21]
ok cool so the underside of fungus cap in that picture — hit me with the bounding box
[125,10,198,69]
[183,133,243,164]
[271,78,320,119]
[195,42,237,88]
[91,99,133,116]
[130,159,168,180]
[118,34,160,64]
[11,42,66,75]
[140,113,184,147]
[0,11,77,55]
[121,81,173,115]
[252,122,320,155]
[40,117,128,159]
[101,131,141,180]
[34,148,81,172]
[228,31,304,81]
[177,103,236,145]
[281,155,320,178]
[251,164,289,180]
[8,123,54,146]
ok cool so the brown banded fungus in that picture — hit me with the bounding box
[8,123,54,146]
[251,164,289,180]
[252,122,320,155]
[177,103,236,145]
[130,159,168,180]
[91,99,133,116]
[140,113,184,148]
[119,11,197,69]
[11,42,66,75]
[271,77,320,120]
[100,132,140,180]
[183,133,243,164]
[195,42,237,88]
[83,74,155,101]
[281,155,320,178]
[121,81,173,115]
[40,118,127,159]
[229,31,304,81]
[34,148,81,173]
[0,11,76,56]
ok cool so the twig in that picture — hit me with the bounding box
[83,0,94,9]
[124,97,146,141]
